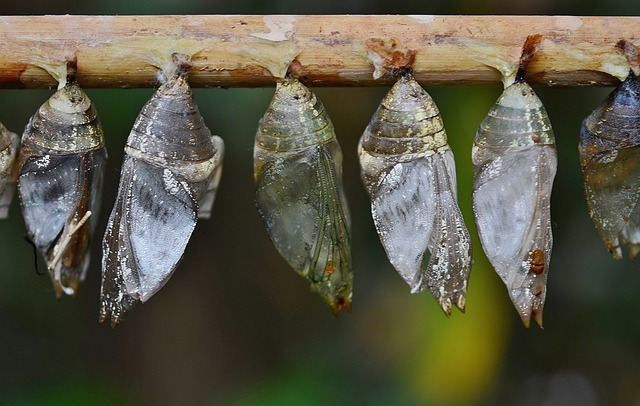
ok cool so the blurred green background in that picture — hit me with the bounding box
[2,1,640,406]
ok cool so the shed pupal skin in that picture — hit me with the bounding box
[358,75,472,316]
[254,78,353,315]
[579,73,640,259]
[0,122,20,218]
[472,79,557,328]
[100,73,224,328]
[18,80,106,298]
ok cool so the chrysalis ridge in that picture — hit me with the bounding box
[100,72,224,327]
[254,78,352,315]
[18,79,107,298]
[472,79,557,328]
[358,75,472,316]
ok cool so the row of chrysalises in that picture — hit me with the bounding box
[1,38,638,328]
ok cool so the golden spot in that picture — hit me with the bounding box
[529,249,545,275]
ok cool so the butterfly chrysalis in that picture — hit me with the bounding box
[100,54,224,327]
[358,73,472,316]
[472,35,557,328]
[18,68,107,298]
[579,40,640,260]
[254,78,352,315]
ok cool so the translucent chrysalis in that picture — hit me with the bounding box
[18,74,107,298]
[358,74,472,316]
[472,35,557,328]
[579,40,640,259]
[254,78,352,315]
[100,54,224,327]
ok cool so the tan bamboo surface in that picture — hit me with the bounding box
[0,15,638,88]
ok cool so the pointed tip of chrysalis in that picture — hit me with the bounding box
[435,287,467,316]
[456,294,466,313]
[321,294,352,317]
[99,311,124,329]
[439,297,453,317]
[533,309,544,329]
[628,244,640,260]
[517,304,544,329]
[608,243,623,260]
[51,275,79,299]
[332,296,352,316]
[98,294,138,328]
[309,276,353,316]
[521,307,544,329]
[322,290,352,316]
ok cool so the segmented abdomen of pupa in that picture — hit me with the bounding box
[358,75,472,316]
[254,78,352,315]
[100,73,224,327]
[126,74,224,216]
[579,73,640,259]
[472,80,557,328]
[18,80,106,298]
[0,122,20,218]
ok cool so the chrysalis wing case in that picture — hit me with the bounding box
[254,78,353,315]
[18,79,107,298]
[358,74,472,316]
[579,72,640,259]
[100,69,224,327]
[0,122,20,218]
[472,76,557,328]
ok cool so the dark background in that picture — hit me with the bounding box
[1,1,640,405]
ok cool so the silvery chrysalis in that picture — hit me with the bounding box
[358,73,472,316]
[100,54,224,327]
[472,35,557,328]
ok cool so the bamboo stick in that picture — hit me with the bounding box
[0,15,638,88]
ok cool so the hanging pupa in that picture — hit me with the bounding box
[358,73,472,316]
[579,40,640,259]
[18,67,107,298]
[100,54,224,327]
[254,77,352,314]
[0,122,19,218]
[472,35,557,328]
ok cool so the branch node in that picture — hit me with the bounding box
[365,38,416,80]
[616,39,640,77]
[516,34,543,83]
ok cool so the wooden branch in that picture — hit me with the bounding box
[0,15,639,88]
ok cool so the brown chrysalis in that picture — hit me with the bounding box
[18,72,106,298]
